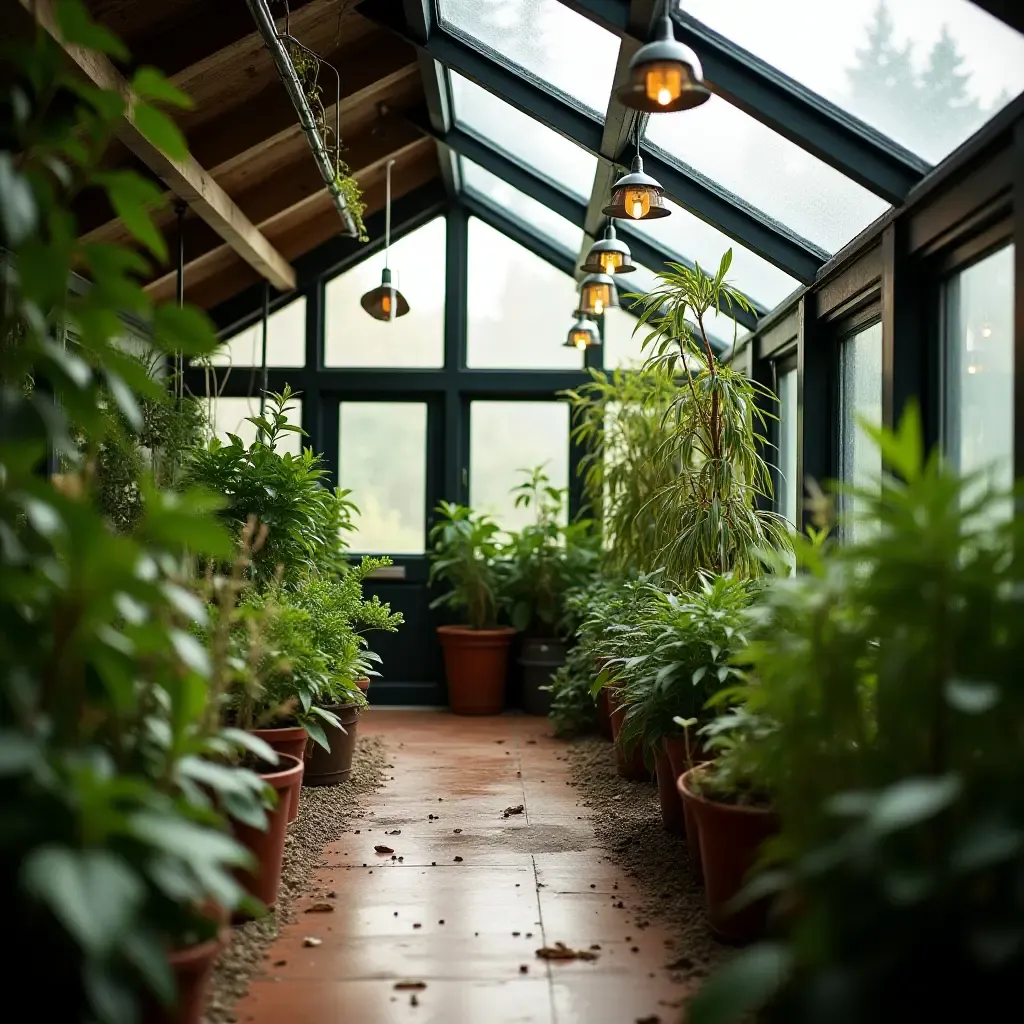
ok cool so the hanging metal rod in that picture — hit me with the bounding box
[244,0,359,238]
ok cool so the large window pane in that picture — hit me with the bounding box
[470,400,570,531]
[644,95,890,254]
[437,0,619,117]
[461,160,584,256]
[207,298,305,367]
[466,218,583,370]
[619,199,799,309]
[208,396,303,457]
[325,217,446,368]
[676,0,1024,165]
[339,403,427,554]
[603,307,647,369]
[777,366,799,526]
[943,244,1014,497]
[450,72,597,201]
[839,321,883,541]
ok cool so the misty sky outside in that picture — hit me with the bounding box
[210,0,1023,555]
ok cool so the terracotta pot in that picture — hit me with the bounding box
[249,725,307,823]
[303,703,360,786]
[654,745,685,835]
[596,686,613,741]
[143,933,225,1024]
[664,734,705,874]
[678,768,778,944]
[356,677,370,693]
[232,753,304,909]
[437,625,516,715]
[607,683,650,782]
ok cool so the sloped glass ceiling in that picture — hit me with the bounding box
[437,0,620,116]
[449,71,598,201]
[461,158,585,256]
[676,0,1024,165]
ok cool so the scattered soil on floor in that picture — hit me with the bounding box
[204,735,388,1023]
[567,736,728,991]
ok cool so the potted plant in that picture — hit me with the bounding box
[428,501,514,714]
[503,466,600,715]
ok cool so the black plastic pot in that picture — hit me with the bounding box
[518,637,569,716]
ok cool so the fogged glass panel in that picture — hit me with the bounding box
[466,218,583,369]
[324,217,446,368]
[450,72,597,201]
[676,0,1024,165]
[339,403,427,555]
[777,366,799,526]
[839,322,883,541]
[644,94,890,254]
[603,307,647,369]
[207,298,305,367]
[437,0,619,116]
[470,400,570,531]
[943,244,1014,506]
[208,396,304,457]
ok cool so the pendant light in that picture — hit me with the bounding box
[580,223,636,275]
[604,122,671,221]
[360,159,410,320]
[578,272,619,317]
[564,312,601,351]
[615,8,710,113]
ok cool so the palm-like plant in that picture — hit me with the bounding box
[631,252,791,586]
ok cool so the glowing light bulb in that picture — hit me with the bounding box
[630,199,643,219]
[381,293,391,315]
[593,298,604,315]
[624,188,650,219]
[968,365,978,374]
[982,325,992,338]
[645,65,682,107]
[575,336,587,350]
[600,251,622,273]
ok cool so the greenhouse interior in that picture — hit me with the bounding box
[3,0,1023,1021]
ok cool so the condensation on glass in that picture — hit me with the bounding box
[338,402,428,554]
[466,217,584,370]
[206,297,306,368]
[208,396,304,457]
[437,0,620,117]
[777,366,799,527]
[676,0,1024,165]
[469,400,570,531]
[838,321,883,541]
[942,244,1014,504]
[449,72,598,201]
[324,217,446,368]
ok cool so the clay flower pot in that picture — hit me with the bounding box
[607,683,650,782]
[249,724,307,823]
[654,743,685,835]
[144,932,225,1024]
[678,767,778,944]
[437,625,516,715]
[664,734,705,874]
[356,677,371,694]
[304,702,361,786]
[232,753,304,909]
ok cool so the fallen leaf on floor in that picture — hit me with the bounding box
[393,981,426,991]
[386,829,401,835]
[302,937,322,948]
[519,964,529,974]
[453,828,462,834]
[374,845,394,854]
[502,804,525,817]
[273,960,287,967]
[304,902,335,914]
[454,856,464,862]
[535,942,599,962]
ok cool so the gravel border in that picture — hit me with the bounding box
[567,736,727,990]
[204,734,389,1023]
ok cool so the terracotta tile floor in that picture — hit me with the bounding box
[235,710,691,1024]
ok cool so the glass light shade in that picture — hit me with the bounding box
[579,273,618,317]
[564,313,600,350]
[603,155,671,221]
[580,223,635,275]
[614,15,710,113]
[360,267,410,321]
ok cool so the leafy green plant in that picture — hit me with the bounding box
[691,406,1024,1024]
[631,252,792,586]
[427,501,507,630]
[503,465,600,637]
[545,642,600,738]
[183,386,356,583]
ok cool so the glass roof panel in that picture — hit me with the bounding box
[461,158,585,255]
[618,199,800,309]
[436,0,620,117]
[644,93,891,254]
[450,71,598,201]
[676,0,1024,165]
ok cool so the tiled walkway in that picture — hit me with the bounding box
[236,710,692,1023]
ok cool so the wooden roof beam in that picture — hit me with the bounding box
[23,0,296,293]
